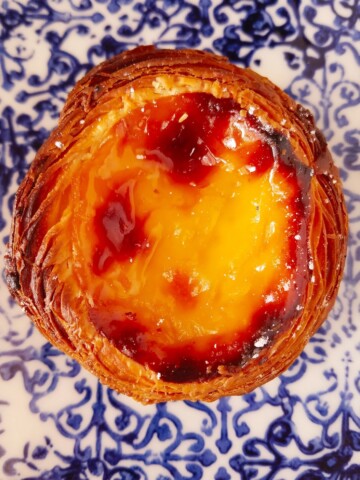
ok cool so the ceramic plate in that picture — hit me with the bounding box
[1,1,359,479]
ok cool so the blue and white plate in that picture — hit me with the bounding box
[1,1,359,479]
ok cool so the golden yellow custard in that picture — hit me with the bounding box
[72,92,309,382]
[5,47,347,402]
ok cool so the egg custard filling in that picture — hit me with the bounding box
[66,91,312,383]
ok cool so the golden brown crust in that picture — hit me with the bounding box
[5,46,348,403]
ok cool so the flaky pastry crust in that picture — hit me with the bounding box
[5,46,348,403]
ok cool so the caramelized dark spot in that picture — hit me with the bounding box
[89,302,291,383]
[166,271,199,307]
[125,93,240,185]
[93,182,149,274]
[90,310,148,357]
[245,140,274,175]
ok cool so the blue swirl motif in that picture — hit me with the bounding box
[287,58,360,143]
[229,354,360,479]
[1,359,360,479]
[0,0,215,93]
[0,0,360,478]
[213,0,299,65]
[0,106,53,235]
[300,0,359,52]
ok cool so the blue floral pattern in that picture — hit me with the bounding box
[0,0,359,478]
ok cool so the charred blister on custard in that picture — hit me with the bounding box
[120,93,235,185]
[93,183,150,274]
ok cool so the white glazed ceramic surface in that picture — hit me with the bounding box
[0,1,359,479]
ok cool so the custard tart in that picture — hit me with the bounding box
[5,46,348,403]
